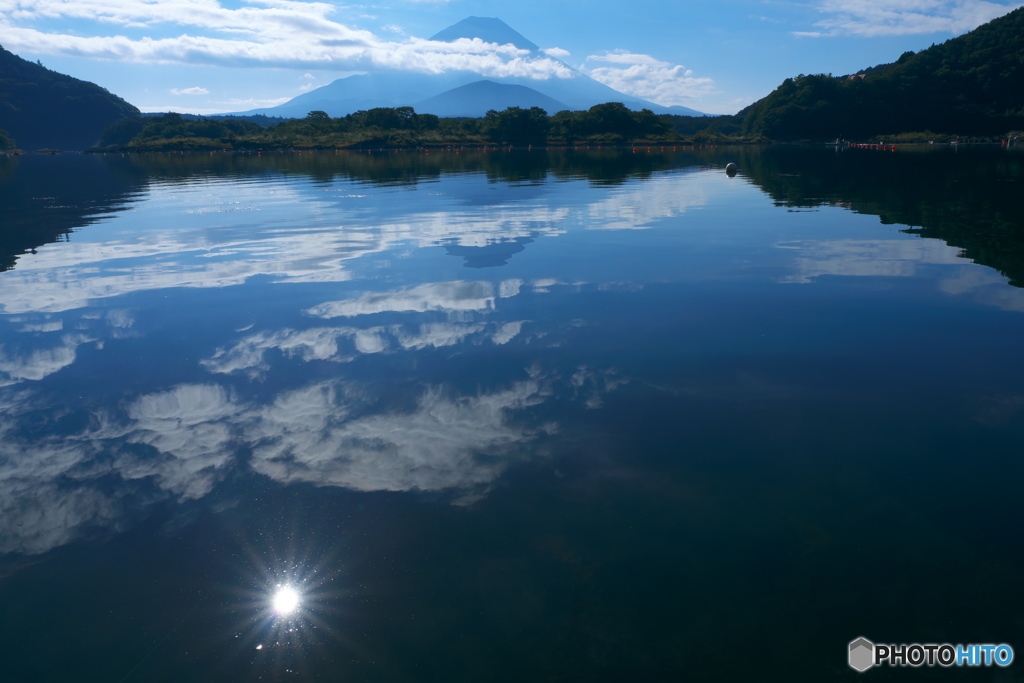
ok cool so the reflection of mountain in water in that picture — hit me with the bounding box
[0,149,716,275]
[0,168,710,317]
[0,155,146,272]
[444,236,534,268]
[739,146,1024,287]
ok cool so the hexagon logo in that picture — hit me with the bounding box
[849,637,875,672]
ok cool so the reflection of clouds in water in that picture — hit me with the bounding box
[202,327,362,375]
[0,170,706,315]
[201,321,527,375]
[500,279,523,298]
[394,322,486,350]
[778,239,965,283]
[0,478,121,557]
[0,383,240,555]
[307,278,534,320]
[0,311,135,388]
[307,281,498,318]
[0,365,607,555]
[492,321,523,345]
[0,334,94,386]
[570,366,629,410]
[106,309,135,330]
[250,381,549,501]
[579,173,712,231]
[18,320,63,333]
[938,268,1024,312]
[0,230,365,315]
[120,384,241,499]
[202,278,538,376]
[0,168,705,556]
[778,238,1024,312]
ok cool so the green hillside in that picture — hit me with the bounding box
[0,45,139,150]
[741,7,1024,140]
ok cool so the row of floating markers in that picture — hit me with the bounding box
[634,146,717,152]
[849,143,898,151]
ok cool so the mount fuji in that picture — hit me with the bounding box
[229,17,705,118]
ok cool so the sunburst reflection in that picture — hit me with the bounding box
[219,533,354,679]
[272,585,301,615]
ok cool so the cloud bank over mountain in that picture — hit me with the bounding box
[2,0,1021,115]
[0,3,713,113]
[0,1,572,78]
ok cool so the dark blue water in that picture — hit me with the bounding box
[1,146,1023,682]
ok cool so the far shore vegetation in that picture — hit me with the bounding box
[80,103,1018,155]
[89,104,754,152]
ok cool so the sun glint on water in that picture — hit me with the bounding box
[272,586,300,615]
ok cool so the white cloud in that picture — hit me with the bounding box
[170,86,210,95]
[582,50,717,107]
[587,51,669,67]
[0,0,575,79]
[806,0,1022,37]
[542,46,570,58]
[212,96,292,108]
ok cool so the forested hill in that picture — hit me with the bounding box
[740,7,1024,140]
[0,45,139,150]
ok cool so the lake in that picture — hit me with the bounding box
[1,145,1023,682]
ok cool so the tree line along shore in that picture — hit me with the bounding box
[4,105,1015,156]
[86,104,748,152]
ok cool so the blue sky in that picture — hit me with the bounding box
[1,0,1020,115]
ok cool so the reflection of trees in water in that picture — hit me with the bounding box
[0,155,147,272]
[120,148,717,188]
[740,146,1024,287]
[0,149,720,273]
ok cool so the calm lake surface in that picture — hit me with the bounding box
[1,145,1023,682]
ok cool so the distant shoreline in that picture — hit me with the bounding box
[4,139,1002,155]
